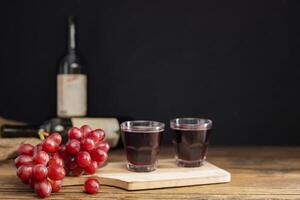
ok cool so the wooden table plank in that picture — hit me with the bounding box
[0,146,299,199]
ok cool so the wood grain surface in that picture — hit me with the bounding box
[0,146,299,199]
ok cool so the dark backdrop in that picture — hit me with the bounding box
[0,0,299,145]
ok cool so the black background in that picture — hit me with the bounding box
[0,0,299,145]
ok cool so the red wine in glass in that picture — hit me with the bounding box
[121,121,164,172]
[171,118,212,167]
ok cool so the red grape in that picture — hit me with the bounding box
[65,156,77,170]
[50,152,63,159]
[81,138,95,151]
[34,179,52,198]
[48,133,62,144]
[68,127,83,141]
[93,129,106,141]
[48,158,64,167]
[33,144,43,156]
[49,180,62,192]
[15,155,33,168]
[71,166,84,176]
[34,151,49,165]
[48,156,64,167]
[84,178,100,194]
[96,141,110,152]
[90,148,107,162]
[58,145,68,158]
[42,138,59,153]
[86,129,103,143]
[32,164,48,181]
[80,125,93,137]
[76,151,91,168]
[66,139,81,154]
[17,165,32,183]
[18,144,34,156]
[84,161,98,175]
[47,165,66,180]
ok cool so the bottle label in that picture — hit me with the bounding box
[57,74,87,117]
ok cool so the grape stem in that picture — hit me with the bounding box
[38,130,49,140]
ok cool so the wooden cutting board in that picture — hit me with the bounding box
[63,159,231,190]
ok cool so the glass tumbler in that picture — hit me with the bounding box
[170,118,212,167]
[120,120,165,172]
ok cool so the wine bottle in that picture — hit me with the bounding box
[0,125,40,138]
[57,16,87,118]
[0,118,120,148]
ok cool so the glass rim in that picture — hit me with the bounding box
[120,120,165,133]
[170,118,212,130]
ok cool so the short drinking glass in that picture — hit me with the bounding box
[170,118,212,167]
[120,120,165,172]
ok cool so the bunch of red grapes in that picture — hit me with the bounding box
[14,125,109,198]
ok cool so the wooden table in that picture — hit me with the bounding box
[0,146,299,199]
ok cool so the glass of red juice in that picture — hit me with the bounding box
[120,120,165,172]
[170,118,212,167]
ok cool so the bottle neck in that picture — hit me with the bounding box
[68,16,76,53]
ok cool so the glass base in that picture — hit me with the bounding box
[126,162,156,172]
[175,158,204,167]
